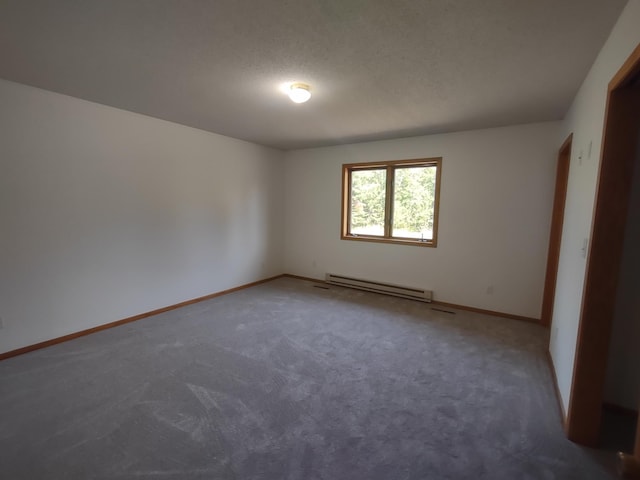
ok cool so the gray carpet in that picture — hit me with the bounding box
[0,277,616,479]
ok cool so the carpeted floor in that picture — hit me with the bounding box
[0,277,617,479]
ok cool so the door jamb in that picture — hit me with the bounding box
[541,134,573,327]
[565,42,640,446]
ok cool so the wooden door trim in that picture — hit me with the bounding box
[565,41,640,446]
[541,133,572,327]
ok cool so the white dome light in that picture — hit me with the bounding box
[288,83,311,103]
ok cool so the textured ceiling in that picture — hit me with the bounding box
[0,0,629,150]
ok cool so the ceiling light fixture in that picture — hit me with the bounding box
[288,83,311,103]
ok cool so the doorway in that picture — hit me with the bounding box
[541,134,572,328]
[565,42,640,454]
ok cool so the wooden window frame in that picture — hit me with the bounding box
[341,157,442,247]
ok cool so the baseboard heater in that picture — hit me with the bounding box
[325,273,432,302]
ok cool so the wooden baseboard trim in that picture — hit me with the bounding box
[0,273,541,361]
[282,273,325,283]
[603,402,639,418]
[281,274,540,324]
[0,274,285,362]
[430,300,540,324]
[546,350,567,428]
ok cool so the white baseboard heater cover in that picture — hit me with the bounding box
[325,273,432,302]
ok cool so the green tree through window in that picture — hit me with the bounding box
[350,169,386,236]
[342,158,441,246]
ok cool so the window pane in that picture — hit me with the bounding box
[350,169,386,236]
[392,166,436,240]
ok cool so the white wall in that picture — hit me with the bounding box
[604,131,640,411]
[0,79,284,354]
[283,122,560,319]
[550,0,640,413]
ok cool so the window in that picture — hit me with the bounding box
[341,158,441,247]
